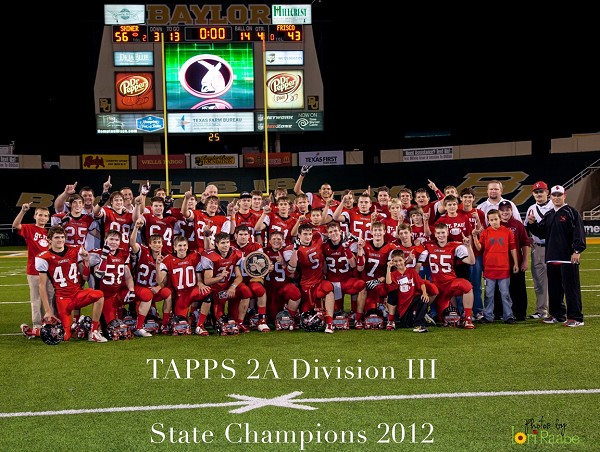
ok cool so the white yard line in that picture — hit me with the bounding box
[1,389,599,418]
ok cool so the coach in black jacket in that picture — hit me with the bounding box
[526,185,586,327]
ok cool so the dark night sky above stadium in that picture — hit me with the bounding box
[3,3,599,157]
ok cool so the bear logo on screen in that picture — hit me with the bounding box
[179,55,234,99]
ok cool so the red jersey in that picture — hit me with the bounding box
[388,267,426,317]
[263,245,293,288]
[437,212,473,242]
[19,224,49,275]
[200,248,243,292]
[382,216,400,242]
[307,192,340,211]
[35,245,83,297]
[51,213,95,247]
[189,210,231,251]
[161,251,203,295]
[501,217,531,266]
[142,212,178,254]
[98,206,134,250]
[360,241,396,280]
[234,210,261,240]
[131,244,161,288]
[282,235,326,289]
[322,241,355,283]
[479,225,516,279]
[423,241,470,284]
[172,209,198,251]
[392,242,427,269]
[462,207,486,257]
[340,210,385,241]
[262,212,297,244]
[88,247,131,297]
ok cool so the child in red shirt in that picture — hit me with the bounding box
[473,209,519,324]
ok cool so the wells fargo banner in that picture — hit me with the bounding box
[137,154,186,169]
[190,154,239,169]
[82,154,130,170]
[243,152,292,168]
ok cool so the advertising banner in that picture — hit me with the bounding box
[190,154,239,169]
[298,150,344,166]
[243,152,292,168]
[82,154,130,170]
[137,154,187,170]
[403,146,454,162]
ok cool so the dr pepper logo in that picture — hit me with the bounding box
[117,75,151,97]
[115,72,154,111]
[267,72,301,102]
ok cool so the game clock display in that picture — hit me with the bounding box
[113,25,302,43]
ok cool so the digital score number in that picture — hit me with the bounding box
[112,25,149,43]
[183,25,302,42]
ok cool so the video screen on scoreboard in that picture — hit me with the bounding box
[165,43,254,111]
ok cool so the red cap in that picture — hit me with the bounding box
[532,181,548,191]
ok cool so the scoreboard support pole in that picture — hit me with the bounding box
[161,34,171,194]
[262,36,270,197]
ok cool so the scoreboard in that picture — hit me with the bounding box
[97,4,323,136]
[112,24,303,43]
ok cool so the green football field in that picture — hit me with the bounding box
[1,244,599,451]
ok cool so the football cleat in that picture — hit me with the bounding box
[237,323,250,333]
[88,330,108,343]
[324,323,334,334]
[195,325,209,336]
[354,320,364,330]
[386,320,395,331]
[133,328,152,337]
[20,323,36,340]
[257,319,270,332]
[463,319,475,329]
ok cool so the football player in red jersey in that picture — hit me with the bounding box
[382,198,404,242]
[201,232,253,332]
[422,223,476,328]
[355,221,396,328]
[255,196,297,245]
[182,192,232,252]
[262,231,302,322]
[173,193,200,251]
[323,222,367,312]
[93,190,134,252]
[283,223,336,333]
[32,226,107,342]
[293,165,340,212]
[89,230,154,337]
[332,193,385,243]
[51,194,96,248]
[14,203,56,338]
[385,251,437,332]
[160,235,212,336]
[231,191,261,241]
[130,219,173,333]
[133,194,178,254]
[231,225,270,332]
